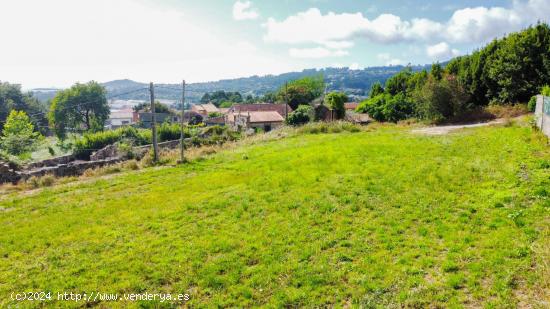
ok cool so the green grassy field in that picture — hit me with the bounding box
[1,122,549,308]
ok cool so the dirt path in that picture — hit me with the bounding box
[411,119,505,135]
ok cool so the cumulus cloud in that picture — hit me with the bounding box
[289,47,348,59]
[264,0,550,48]
[377,53,403,66]
[426,42,460,61]
[233,1,259,21]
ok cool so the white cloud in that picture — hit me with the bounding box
[0,0,293,88]
[377,53,403,66]
[426,42,460,61]
[264,0,550,47]
[289,47,348,59]
[232,1,259,21]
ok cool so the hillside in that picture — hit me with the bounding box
[30,65,431,103]
[1,122,548,307]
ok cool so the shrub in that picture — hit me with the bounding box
[528,96,537,112]
[74,126,150,159]
[286,105,314,126]
[1,110,42,156]
[158,122,189,142]
[356,94,414,122]
[415,75,470,123]
[542,85,550,96]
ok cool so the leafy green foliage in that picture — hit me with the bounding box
[133,101,172,114]
[286,105,313,126]
[1,110,42,155]
[415,75,470,122]
[447,23,550,104]
[201,91,243,107]
[542,85,550,96]
[219,101,234,108]
[49,81,109,139]
[74,126,150,159]
[369,82,384,97]
[208,112,223,118]
[324,92,347,119]
[0,82,48,134]
[356,93,414,122]
[278,76,324,110]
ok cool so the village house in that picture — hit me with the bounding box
[344,102,359,111]
[191,103,220,116]
[225,103,292,131]
[106,108,134,129]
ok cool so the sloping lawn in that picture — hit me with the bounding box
[1,124,549,307]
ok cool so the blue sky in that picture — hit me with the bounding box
[0,0,548,88]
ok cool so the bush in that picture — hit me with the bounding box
[74,126,150,159]
[1,110,42,156]
[286,105,314,126]
[158,122,190,142]
[542,85,550,96]
[415,75,470,123]
[356,94,414,122]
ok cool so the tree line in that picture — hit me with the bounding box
[357,23,550,123]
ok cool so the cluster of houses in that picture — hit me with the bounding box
[106,101,369,131]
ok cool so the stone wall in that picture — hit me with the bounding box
[0,161,22,184]
[22,158,123,180]
[26,154,76,169]
[90,144,118,161]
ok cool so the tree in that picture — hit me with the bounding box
[0,82,48,133]
[1,110,42,155]
[356,93,414,122]
[278,75,324,110]
[415,75,470,122]
[200,91,243,107]
[49,81,109,139]
[133,101,171,114]
[286,105,313,126]
[324,92,347,119]
[219,101,234,108]
[369,82,384,97]
[431,63,443,80]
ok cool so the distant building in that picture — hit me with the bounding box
[204,116,225,126]
[106,109,134,129]
[234,111,285,132]
[344,102,359,111]
[225,103,292,129]
[191,103,220,116]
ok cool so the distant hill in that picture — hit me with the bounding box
[31,65,432,103]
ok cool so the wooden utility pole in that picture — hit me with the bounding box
[150,82,159,162]
[179,80,186,163]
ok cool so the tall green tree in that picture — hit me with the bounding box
[1,110,42,155]
[0,82,47,133]
[324,92,347,119]
[49,81,109,139]
[277,75,324,110]
[369,82,384,98]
